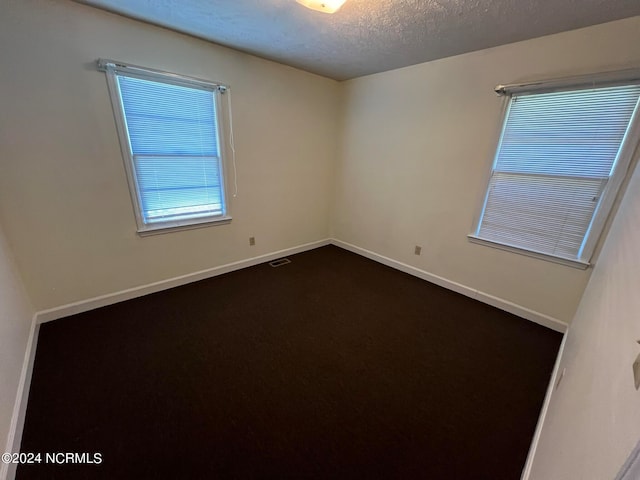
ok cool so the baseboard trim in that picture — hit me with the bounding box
[1,239,330,480]
[35,237,566,332]
[36,239,331,324]
[520,329,568,480]
[1,315,40,480]
[330,238,570,479]
[329,239,568,333]
[3,236,567,480]
[615,438,640,480]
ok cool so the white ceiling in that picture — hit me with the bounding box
[76,0,640,81]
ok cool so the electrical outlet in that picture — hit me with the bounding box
[414,245,422,255]
[249,236,255,246]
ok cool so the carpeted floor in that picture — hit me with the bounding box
[18,245,561,479]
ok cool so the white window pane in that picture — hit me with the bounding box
[479,173,606,258]
[134,155,223,223]
[497,86,640,177]
[476,84,640,263]
[111,70,227,229]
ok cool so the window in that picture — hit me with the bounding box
[470,80,640,268]
[99,60,230,234]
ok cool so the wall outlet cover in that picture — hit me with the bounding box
[633,353,640,390]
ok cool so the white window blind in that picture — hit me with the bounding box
[100,60,230,233]
[472,84,640,266]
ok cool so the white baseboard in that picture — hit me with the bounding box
[330,238,568,333]
[3,237,566,480]
[36,239,331,324]
[1,316,40,480]
[615,438,640,480]
[1,239,330,480]
[520,329,568,480]
[35,236,566,330]
[330,238,569,480]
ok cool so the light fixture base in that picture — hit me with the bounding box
[296,0,347,14]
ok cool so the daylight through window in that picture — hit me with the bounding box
[100,60,230,234]
[471,82,640,267]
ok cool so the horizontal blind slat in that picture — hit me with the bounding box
[479,84,640,261]
[495,85,640,179]
[117,73,225,225]
[134,155,222,221]
[118,75,219,156]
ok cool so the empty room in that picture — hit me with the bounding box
[1,0,640,478]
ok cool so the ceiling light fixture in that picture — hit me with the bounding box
[296,0,347,14]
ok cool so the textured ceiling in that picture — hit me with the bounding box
[76,0,640,81]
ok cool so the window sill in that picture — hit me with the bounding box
[467,234,591,270]
[137,216,232,237]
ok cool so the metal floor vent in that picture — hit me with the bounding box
[269,258,291,267]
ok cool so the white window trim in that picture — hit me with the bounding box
[469,71,640,269]
[98,59,232,235]
[467,235,592,269]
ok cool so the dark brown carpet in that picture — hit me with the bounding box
[18,245,561,479]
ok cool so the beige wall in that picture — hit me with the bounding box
[2,1,638,324]
[1,3,640,477]
[0,0,341,310]
[528,135,640,480]
[0,226,33,466]
[332,16,640,323]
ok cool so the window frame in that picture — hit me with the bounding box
[100,59,232,235]
[469,75,640,269]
